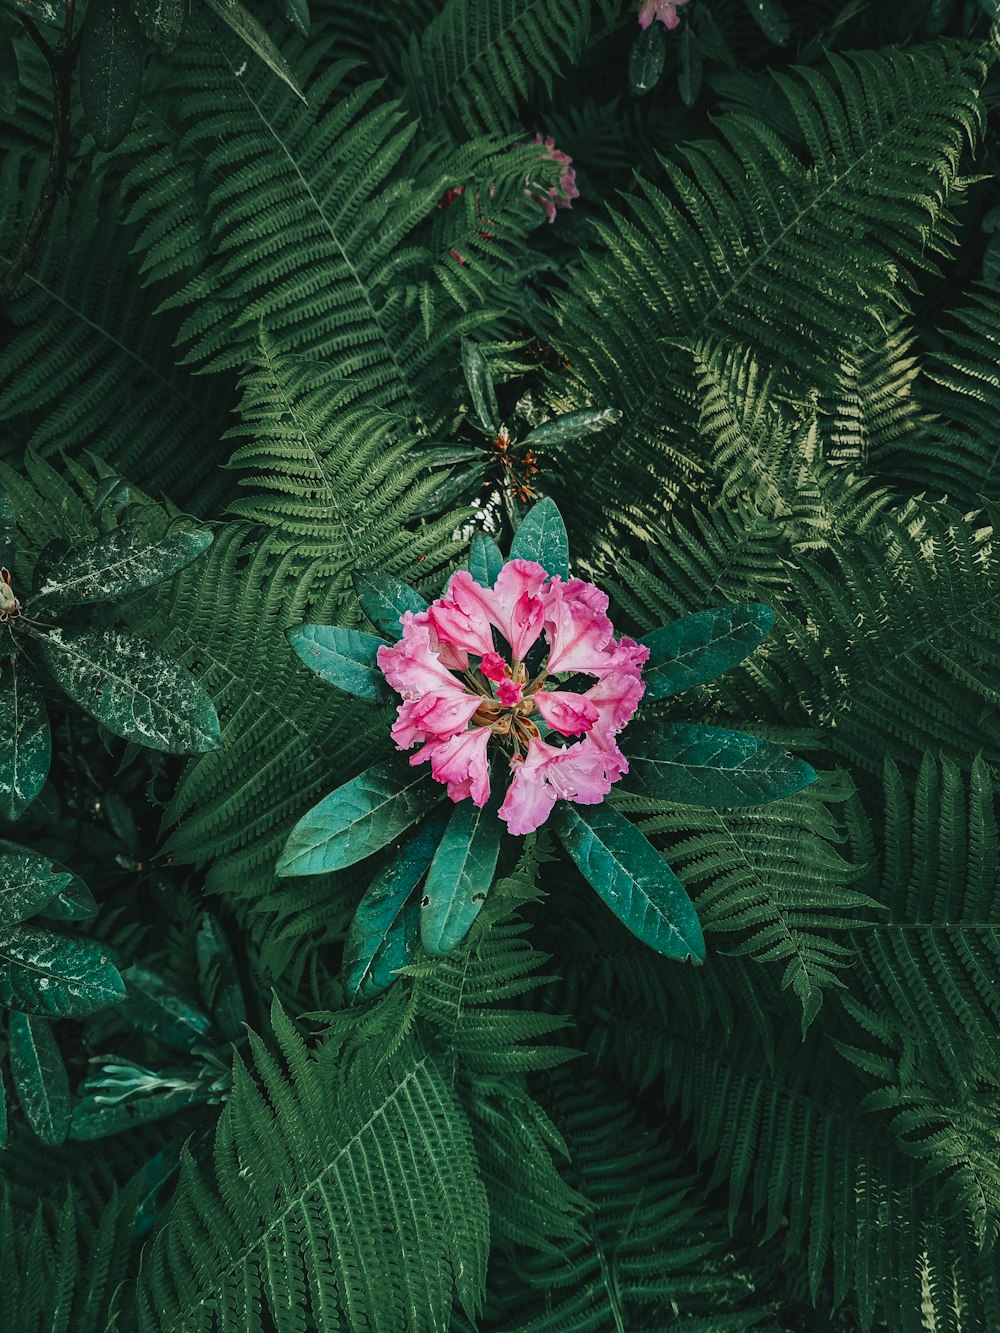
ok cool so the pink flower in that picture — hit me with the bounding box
[526,134,580,224]
[638,0,689,28]
[377,561,646,834]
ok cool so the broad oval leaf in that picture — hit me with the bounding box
[641,603,776,701]
[420,800,502,959]
[352,570,429,641]
[629,22,667,95]
[275,0,310,36]
[129,0,185,49]
[31,520,213,613]
[116,963,215,1052]
[552,803,704,963]
[678,21,702,107]
[343,815,447,1003]
[0,655,50,820]
[620,722,818,807]
[203,0,307,102]
[0,840,73,930]
[37,626,221,754]
[79,0,144,151]
[0,926,126,1017]
[509,497,570,579]
[460,338,500,433]
[742,0,789,43]
[287,624,390,702]
[276,755,442,878]
[468,533,504,589]
[8,1011,70,1145]
[37,873,98,922]
[521,407,623,450]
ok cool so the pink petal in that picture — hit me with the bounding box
[533,689,599,736]
[540,578,614,675]
[497,679,524,707]
[390,689,481,749]
[583,670,646,733]
[378,614,464,698]
[491,560,549,658]
[426,578,496,662]
[498,732,629,835]
[413,728,492,806]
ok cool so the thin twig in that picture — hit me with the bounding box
[0,0,77,302]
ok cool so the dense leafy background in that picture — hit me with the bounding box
[2,0,1000,1329]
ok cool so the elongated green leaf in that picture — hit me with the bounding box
[552,803,704,962]
[0,15,15,118]
[0,1071,6,1148]
[343,816,447,1003]
[276,755,442,877]
[460,339,500,433]
[521,408,623,450]
[287,624,390,702]
[274,0,309,35]
[116,964,214,1052]
[8,1011,70,1144]
[31,520,213,613]
[37,626,221,754]
[742,0,789,43]
[71,1076,214,1139]
[421,799,502,958]
[629,22,667,95]
[468,533,504,588]
[196,914,246,1042]
[37,874,97,922]
[621,723,817,806]
[0,841,72,930]
[678,21,702,106]
[641,603,776,701]
[203,0,307,102]
[129,0,185,48]
[352,570,429,641]
[509,498,570,578]
[0,486,13,563]
[0,926,126,1017]
[0,656,50,820]
[79,0,144,150]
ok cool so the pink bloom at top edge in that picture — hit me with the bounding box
[638,0,689,29]
[377,561,647,835]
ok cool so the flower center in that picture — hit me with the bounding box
[469,652,542,750]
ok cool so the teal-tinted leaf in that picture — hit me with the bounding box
[642,603,776,701]
[620,722,818,806]
[460,338,500,434]
[0,485,13,563]
[343,816,447,1003]
[521,408,622,450]
[37,874,98,922]
[509,497,569,578]
[0,841,72,930]
[116,964,214,1052]
[129,0,185,48]
[468,533,504,588]
[352,570,429,641]
[203,0,307,102]
[276,755,442,878]
[678,21,702,106]
[79,0,144,150]
[8,1011,70,1144]
[92,476,132,529]
[70,1076,212,1140]
[37,626,221,754]
[552,803,704,963]
[129,1141,184,1237]
[742,0,789,42]
[421,799,502,958]
[274,0,309,36]
[196,914,246,1042]
[31,520,213,613]
[0,656,50,820]
[0,927,126,1017]
[286,624,390,702]
[629,22,667,94]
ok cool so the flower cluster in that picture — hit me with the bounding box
[377,560,648,836]
[525,133,579,223]
[638,0,689,29]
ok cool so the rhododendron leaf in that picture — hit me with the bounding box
[743,0,789,44]
[509,497,569,578]
[552,803,704,963]
[468,533,504,589]
[8,1011,71,1145]
[275,0,309,38]
[116,963,214,1052]
[37,873,98,922]
[276,756,442,877]
[0,656,50,820]
[521,408,623,450]
[629,22,667,95]
[352,570,429,641]
[286,624,391,702]
[202,0,306,102]
[420,800,502,959]
[642,603,776,701]
[678,21,702,107]
[0,485,14,563]
[37,627,222,754]
[0,926,126,1017]
[31,519,213,613]
[343,815,447,1003]
[196,913,246,1042]
[0,840,74,929]
[621,722,818,806]
[460,338,500,434]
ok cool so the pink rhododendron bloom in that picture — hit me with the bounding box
[526,134,580,223]
[377,561,648,836]
[638,0,689,28]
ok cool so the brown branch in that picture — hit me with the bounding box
[0,0,77,302]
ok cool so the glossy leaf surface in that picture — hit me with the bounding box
[553,803,704,962]
[352,570,429,641]
[8,1010,70,1144]
[287,624,390,702]
[203,0,306,101]
[521,407,622,450]
[629,22,667,94]
[509,497,569,579]
[0,927,126,1017]
[420,800,502,959]
[641,603,776,701]
[277,756,442,877]
[78,0,144,150]
[129,0,185,48]
[460,338,500,433]
[468,533,504,589]
[116,964,215,1052]
[0,840,73,929]
[0,656,50,820]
